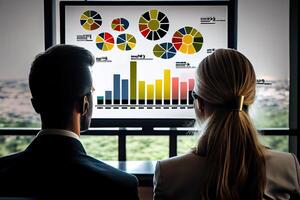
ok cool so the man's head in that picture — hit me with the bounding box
[29,44,95,132]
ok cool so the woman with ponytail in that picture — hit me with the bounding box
[153,49,300,200]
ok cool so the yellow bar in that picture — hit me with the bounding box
[130,61,137,101]
[155,80,162,100]
[164,69,171,100]
[147,84,154,100]
[138,81,145,100]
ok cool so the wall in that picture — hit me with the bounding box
[0,0,44,80]
[238,0,289,80]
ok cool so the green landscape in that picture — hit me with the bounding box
[0,134,289,161]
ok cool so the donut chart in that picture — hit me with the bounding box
[96,32,114,51]
[117,34,136,51]
[111,18,129,31]
[172,26,203,54]
[153,43,176,59]
[139,9,169,40]
[80,10,102,31]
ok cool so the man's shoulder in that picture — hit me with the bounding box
[0,150,139,199]
[0,151,25,169]
[74,154,138,186]
[70,155,139,199]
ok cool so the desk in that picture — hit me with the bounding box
[105,161,156,186]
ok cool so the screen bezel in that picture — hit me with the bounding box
[60,0,236,128]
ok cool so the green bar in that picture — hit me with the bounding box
[130,61,137,103]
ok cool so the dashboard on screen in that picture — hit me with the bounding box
[61,1,233,126]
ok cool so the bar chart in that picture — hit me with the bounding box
[96,61,195,109]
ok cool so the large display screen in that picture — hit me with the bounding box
[0,1,290,129]
[62,2,230,121]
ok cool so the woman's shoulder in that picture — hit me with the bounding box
[264,149,297,165]
[157,152,207,175]
[264,149,299,174]
[264,149,299,177]
[155,152,208,194]
[158,149,298,168]
[159,152,206,164]
[264,149,300,197]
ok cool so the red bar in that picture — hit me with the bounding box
[188,79,195,91]
[180,82,187,101]
[172,77,179,100]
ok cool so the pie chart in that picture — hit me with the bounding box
[80,10,102,31]
[96,32,114,51]
[111,18,129,31]
[117,34,136,51]
[139,9,169,40]
[153,43,177,59]
[172,26,203,54]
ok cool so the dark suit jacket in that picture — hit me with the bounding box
[0,134,139,200]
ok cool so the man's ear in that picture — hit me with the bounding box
[81,96,89,116]
[31,98,41,114]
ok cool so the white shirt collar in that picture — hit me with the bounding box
[36,129,80,141]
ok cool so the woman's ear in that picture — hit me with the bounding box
[196,97,205,112]
[194,97,205,122]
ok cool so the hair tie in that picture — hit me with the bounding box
[224,96,245,111]
[233,96,244,111]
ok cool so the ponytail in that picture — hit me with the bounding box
[196,109,266,199]
[194,49,266,200]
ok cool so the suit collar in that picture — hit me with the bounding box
[26,133,86,156]
[36,129,80,141]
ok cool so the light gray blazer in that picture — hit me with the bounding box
[153,150,300,200]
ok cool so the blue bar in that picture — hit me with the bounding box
[105,91,112,104]
[113,74,121,104]
[122,79,128,104]
[97,96,104,105]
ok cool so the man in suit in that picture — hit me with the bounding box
[0,45,139,199]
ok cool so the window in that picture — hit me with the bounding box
[0,135,289,160]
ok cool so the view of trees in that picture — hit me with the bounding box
[0,135,288,160]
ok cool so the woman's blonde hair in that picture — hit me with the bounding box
[194,49,266,199]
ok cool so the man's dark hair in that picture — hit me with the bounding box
[29,44,94,127]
